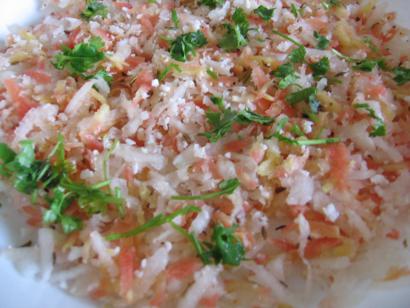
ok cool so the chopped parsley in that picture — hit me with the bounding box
[201,0,225,9]
[210,95,225,110]
[171,9,180,28]
[219,8,249,51]
[322,0,340,9]
[269,116,340,146]
[0,136,124,234]
[254,5,275,21]
[158,63,182,81]
[272,30,306,64]
[310,57,330,77]
[170,31,207,62]
[53,37,105,76]
[290,4,301,18]
[353,103,386,137]
[80,0,108,21]
[272,63,299,89]
[106,206,201,241]
[171,223,246,266]
[201,99,274,142]
[393,67,410,85]
[286,87,317,105]
[353,59,383,72]
[314,31,330,50]
[206,68,219,80]
[171,178,240,201]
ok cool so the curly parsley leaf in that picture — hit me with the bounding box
[0,135,125,234]
[106,205,201,241]
[170,31,207,62]
[269,116,340,146]
[81,0,108,20]
[201,105,274,142]
[172,178,240,201]
[172,223,245,266]
[286,87,317,105]
[201,0,225,9]
[353,103,386,137]
[314,31,329,50]
[158,63,181,81]
[393,67,410,85]
[254,5,274,21]
[53,37,105,75]
[220,8,249,51]
[171,9,180,28]
[310,57,330,77]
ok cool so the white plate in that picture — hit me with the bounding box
[0,1,409,307]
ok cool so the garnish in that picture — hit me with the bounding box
[332,49,387,72]
[353,103,386,137]
[219,8,249,51]
[158,63,182,81]
[286,87,317,105]
[171,223,246,266]
[201,98,274,142]
[310,57,330,77]
[393,67,410,85]
[171,9,180,28]
[322,0,340,9]
[290,4,301,18]
[210,95,225,110]
[206,68,219,80]
[269,116,340,146]
[314,31,330,50]
[0,136,124,234]
[170,31,207,62]
[171,178,240,200]
[272,63,299,89]
[53,37,105,76]
[201,0,225,9]
[106,206,200,241]
[254,5,274,21]
[272,30,306,63]
[81,0,108,21]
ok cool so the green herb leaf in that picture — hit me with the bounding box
[201,106,274,142]
[290,4,300,18]
[206,68,219,80]
[286,87,317,105]
[353,59,379,72]
[171,178,240,201]
[53,37,105,75]
[210,96,225,110]
[237,109,275,125]
[158,63,181,81]
[289,46,306,64]
[86,69,113,85]
[200,0,225,9]
[219,8,249,51]
[0,144,16,164]
[314,31,329,50]
[171,223,245,266]
[353,103,386,137]
[81,0,108,21]
[170,31,207,62]
[254,5,274,21]
[272,30,303,47]
[106,205,201,241]
[16,140,35,168]
[310,57,330,77]
[393,67,410,85]
[269,116,340,146]
[273,63,300,89]
[171,9,180,28]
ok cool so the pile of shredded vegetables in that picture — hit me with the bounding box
[0,0,410,307]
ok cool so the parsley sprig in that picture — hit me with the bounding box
[171,178,240,201]
[201,0,225,9]
[106,206,200,241]
[170,31,207,62]
[254,5,275,21]
[53,37,105,76]
[171,223,246,266]
[219,8,249,51]
[0,136,124,234]
[200,97,274,142]
[269,116,340,146]
[353,103,386,137]
[81,0,108,21]
[314,31,330,50]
